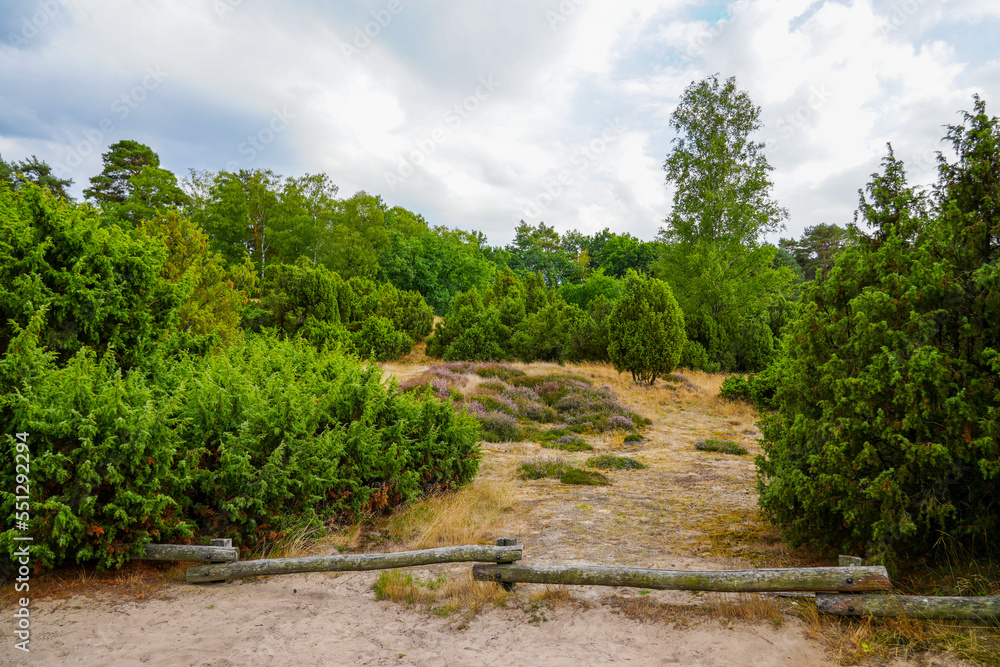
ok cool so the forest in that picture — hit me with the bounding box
[1,74,996,574]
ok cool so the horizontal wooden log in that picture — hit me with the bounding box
[134,544,240,563]
[816,594,1000,620]
[186,544,524,584]
[472,564,891,593]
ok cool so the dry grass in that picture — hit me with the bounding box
[371,568,510,622]
[706,592,786,627]
[797,611,1000,666]
[383,477,516,550]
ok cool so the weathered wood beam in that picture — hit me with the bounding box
[135,544,240,563]
[472,564,891,593]
[816,594,1000,620]
[186,544,524,584]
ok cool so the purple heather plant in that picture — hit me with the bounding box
[606,415,635,431]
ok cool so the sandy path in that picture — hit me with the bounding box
[5,569,830,666]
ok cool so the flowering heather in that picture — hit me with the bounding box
[440,361,475,374]
[428,366,467,385]
[605,415,635,431]
[474,393,519,415]
[471,361,524,381]
[478,411,521,442]
[397,363,470,400]
[463,401,487,419]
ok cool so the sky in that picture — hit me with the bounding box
[1,0,998,246]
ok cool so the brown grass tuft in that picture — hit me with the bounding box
[384,477,516,550]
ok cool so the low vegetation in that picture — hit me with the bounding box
[695,439,749,456]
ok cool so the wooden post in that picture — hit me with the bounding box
[186,544,524,584]
[472,563,891,593]
[816,593,1000,620]
[838,555,863,567]
[210,538,233,548]
[135,544,239,563]
[495,538,517,593]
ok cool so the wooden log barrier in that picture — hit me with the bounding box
[816,593,1000,620]
[472,563,891,593]
[186,544,524,584]
[136,543,240,563]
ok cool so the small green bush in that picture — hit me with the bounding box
[718,375,752,402]
[352,315,413,362]
[718,370,778,411]
[559,468,611,486]
[518,458,570,480]
[623,433,643,443]
[542,435,592,452]
[606,270,686,385]
[695,439,748,455]
[586,455,646,470]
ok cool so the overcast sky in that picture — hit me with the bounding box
[2,0,998,245]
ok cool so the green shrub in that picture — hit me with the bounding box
[542,435,592,452]
[0,332,480,569]
[679,338,709,371]
[0,325,190,569]
[695,439,748,455]
[607,270,686,385]
[518,458,570,480]
[757,102,1000,563]
[0,183,183,371]
[586,455,646,470]
[719,375,752,402]
[718,370,778,411]
[352,315,413,362]
[559,468,611,486]
[623,433,643,443]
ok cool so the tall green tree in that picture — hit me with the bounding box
[506,221,579,287]
[779,223,851,281]
[1,154,74,200]
[378,208,495,315]
[198,168,284,278]
[327,191,388,280]
[84,140,188,223]
[656,74,792,371]
[274,173,340,265]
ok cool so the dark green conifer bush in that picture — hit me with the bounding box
[757,98,1000,563]
[606,270,686,385]
[0,331,480,569]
